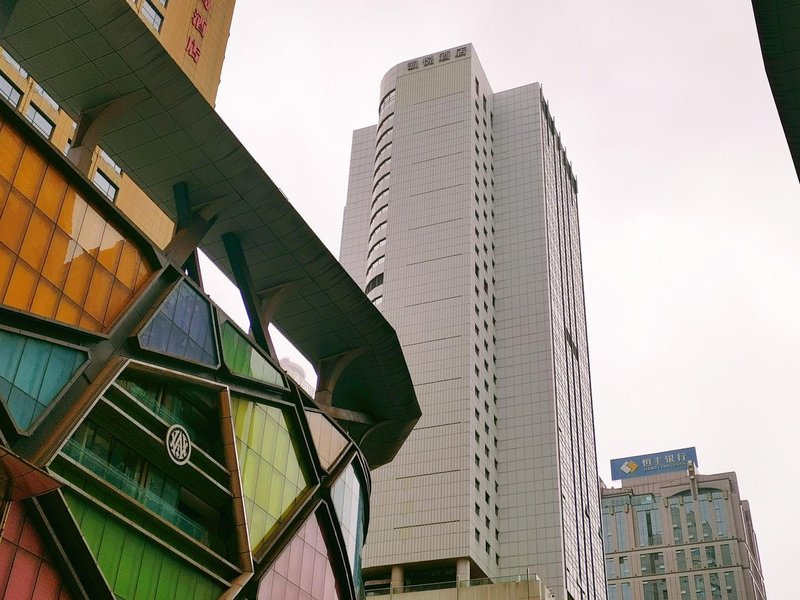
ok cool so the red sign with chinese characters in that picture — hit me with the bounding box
[186,1,212,63]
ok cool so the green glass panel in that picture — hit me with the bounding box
[0,330,85,429]
[331,461,365,586]
[221,322,285,387]
[64,490,223,600]
[230,395,308,551]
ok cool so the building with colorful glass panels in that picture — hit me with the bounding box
[0,1,420,599]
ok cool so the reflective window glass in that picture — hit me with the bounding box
[24,104,54,139]
[720,543,732,566]
[710,573,722,600]
[331,461,365,591]
[92,169,117,201]
[0,330,85,430]
[0,117,153,331]
[0,72,21,107]
[140,0,164,31]
[257,512,341,599]
[695,574,706,600]
[680,576,691,598]
[138,279,219,367]
[724,571,738,600]
[231,395,308,551]
[221,322,285,387]
[306,410,348,470]
[642,579,668,600]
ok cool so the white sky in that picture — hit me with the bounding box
[210,2,799,596]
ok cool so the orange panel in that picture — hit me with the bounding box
[97,226,123,273]
[105,281,132,324]
[0,244,14,300]
[116,241,141,290]
[134,258,151,290]
[13,147,47,200]
[76,206,105,257]
[0,123,25,183]
[4,259,37,311]
[84,265,114,322]
[0,178,10,216]
[19,209,55,272]
[62,251,93,306]
[57,190,87,240]
[78,312,101,332]
[0,190,33,253]
[30,278,60,320]
[41,228,74,288]
[55,296,82,328]
[36,168,68,221]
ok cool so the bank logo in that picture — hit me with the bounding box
[166,424,192,465]
[620,460,638,474]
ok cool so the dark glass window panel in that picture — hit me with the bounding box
[138,280,218,367]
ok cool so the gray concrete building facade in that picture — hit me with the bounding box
[340,44,604,600]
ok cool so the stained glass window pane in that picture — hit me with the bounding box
[257,512,341,600]
[0,330,85,430]
[306,411,349,471]
[331,461,365,591]
[138,280,218,367]
[231,395,308,551]
[221,322,285,387]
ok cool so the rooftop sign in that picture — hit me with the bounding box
[610,447,698,480]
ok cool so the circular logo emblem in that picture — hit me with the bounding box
[166,424,192,465]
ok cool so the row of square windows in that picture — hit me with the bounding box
[0,70,119,202]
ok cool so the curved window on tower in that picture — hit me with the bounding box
[373,172,391,193]
[371,188,388,210]
[370,204,388,227]
[374,157,391,178]
[365,256,385,281]
[367,238,386,264]
[377,113,394,133]
[374,141,392,164]
[368,222,387,246]
[379,89,396,114]
[365,273,384,294]
[376,127,393,149]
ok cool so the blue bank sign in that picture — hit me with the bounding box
[610,447,698,480]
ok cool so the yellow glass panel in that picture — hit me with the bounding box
[0,178,10,216]
[13,146,47,200]
[55,296,82,327]
[57,190,87,239]
[97,226,123,273]
[116,241,141,290]
[0,189,33,253]
[41,229,74,288]
[105,281,132,324]
[0,244,15,300]
[30,278,60,319]
[0,123,25,183]
[19,209,55,272]
[76,206,105,257]
[134,258,151,289]
[84,265,114,322]
[4,259,37,310]
[63,251,93,306]
[79,312,101,332]
[36,167,68,221]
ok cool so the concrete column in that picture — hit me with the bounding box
[390,565,404,591]
[456,558,470,585]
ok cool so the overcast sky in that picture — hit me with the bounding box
[209,2,798,596]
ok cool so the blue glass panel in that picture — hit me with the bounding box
[0,330,85,430]
[138,280,218,367]
[331,461,365,591]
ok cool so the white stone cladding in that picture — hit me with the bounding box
[339,44,605,600]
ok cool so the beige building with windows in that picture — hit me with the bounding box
[601,462,766,600]
[0,0,234,250]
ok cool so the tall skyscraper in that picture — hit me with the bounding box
[602,448,767,600]
[340,44,604,600]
